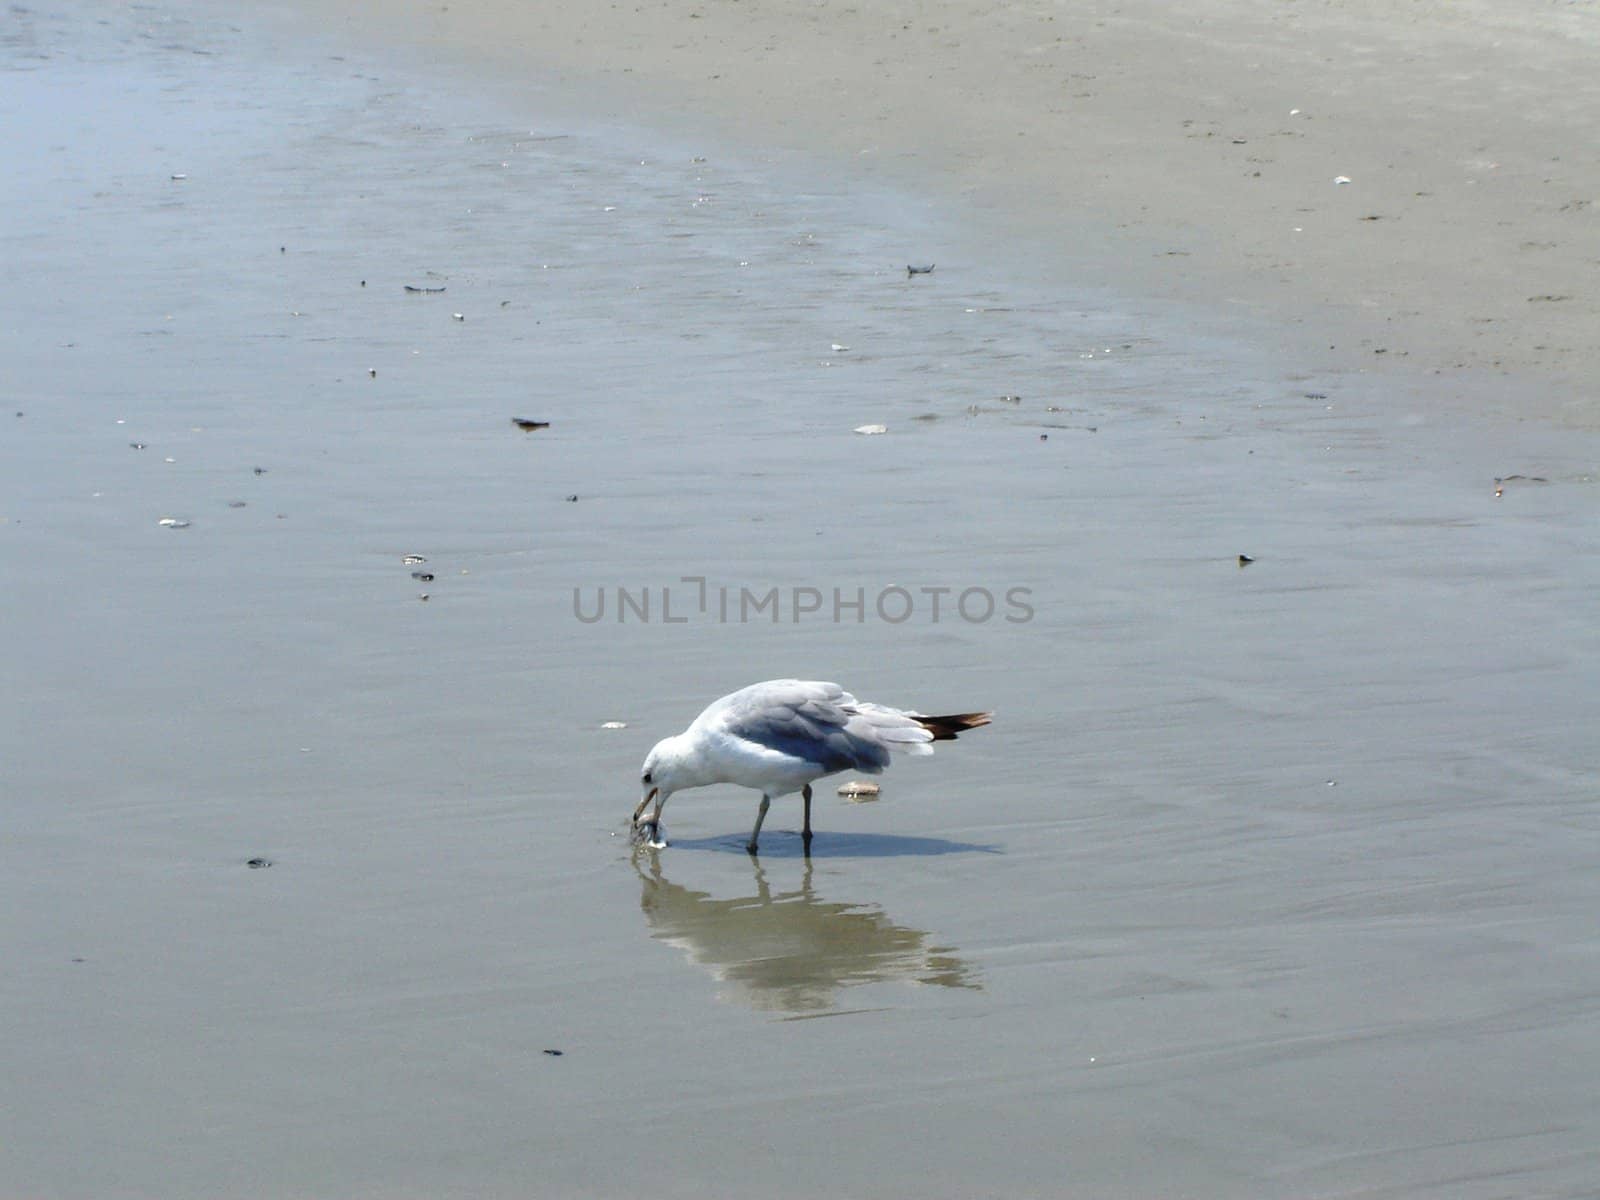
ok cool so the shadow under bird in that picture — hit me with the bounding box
[632,679,991,855]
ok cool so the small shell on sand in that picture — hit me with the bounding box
[600,721,628,730]
[837,780,881,800]
[853,423,888,436]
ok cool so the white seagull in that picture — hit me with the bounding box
[631,679,992,854]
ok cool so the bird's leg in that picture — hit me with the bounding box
[802,784,814,852]
[747,794,771,855]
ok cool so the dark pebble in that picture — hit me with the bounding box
[411,571,434,581]
[246,857,272,869]
[543,1049,564,1057]
[565,494,579,502]
[1238,554,1255,567]
[253,467,267,475]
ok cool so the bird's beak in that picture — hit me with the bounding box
[632,786,660,825]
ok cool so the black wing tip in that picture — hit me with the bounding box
[916,711,994,741]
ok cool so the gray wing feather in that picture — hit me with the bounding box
[705,680,934,774]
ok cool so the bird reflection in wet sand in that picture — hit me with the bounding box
[633,852,980,1015]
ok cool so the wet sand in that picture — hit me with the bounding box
[291,0,1600,428]
[3,2,1599,1198]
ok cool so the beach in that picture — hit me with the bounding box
[2,1,1598,1197]
[292,0,1600,427]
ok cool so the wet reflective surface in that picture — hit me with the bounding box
[3,3,1599,1198]
[635,851,979,1016]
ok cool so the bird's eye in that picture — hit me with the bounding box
[642,772,652,784]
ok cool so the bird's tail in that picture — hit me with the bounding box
[913,711,993,741]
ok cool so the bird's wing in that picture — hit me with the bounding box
[706,680,934,773]
[839,701,939,757]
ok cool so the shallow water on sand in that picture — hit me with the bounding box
[3,3,1599,1197]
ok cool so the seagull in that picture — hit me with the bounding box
[631,679,991,855]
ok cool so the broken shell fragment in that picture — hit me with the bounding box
[837,780,881,800]
[853,424,888,435]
